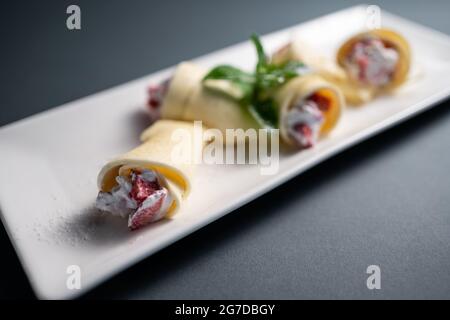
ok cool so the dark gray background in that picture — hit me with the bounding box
[1,0,449,299]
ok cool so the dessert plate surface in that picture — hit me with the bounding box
[1,6,450,299]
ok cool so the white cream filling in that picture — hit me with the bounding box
[347,38,399,86]
[96,170,172,224]
[285,99,324,147]
[96,176,137,218]
[127,188,173,227]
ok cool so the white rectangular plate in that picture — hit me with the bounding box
[1,6,450,299]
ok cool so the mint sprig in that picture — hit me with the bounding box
[203,34,304,127]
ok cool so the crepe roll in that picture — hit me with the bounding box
[274,74,343,148]
[337,28,411,92]
[148,62,343,149]
[149,62,262,133]
[272,40,374,105]
[96,120,205,230]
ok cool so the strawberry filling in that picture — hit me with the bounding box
[146,79,170,121]
[96,170,173,230]
[147,85,165,109]
[285,96,325,149]
[293,123,314,148]
[346,37,399,86]
[309,93,331,112]
[128,191,166,231]
[130,174,159,203]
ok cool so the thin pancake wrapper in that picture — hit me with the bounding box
[160,62,342,147]
[97,119,205,219]
[274,74,343,147]
[272,39,374,106]
[161,62,262,133]
[337,28,411,92]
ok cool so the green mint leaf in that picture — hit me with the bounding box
[202,35,305,128]
[203,65,254,83]
[250,34,267,73]
[203,65,255,103]
[251,98,279,128]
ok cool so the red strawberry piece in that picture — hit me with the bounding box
[309,93,331,112]
[147,85,163,109]
[130,174,158,205]
[148,98,160,109]
[294,123,313,149]
[128,193,165,230]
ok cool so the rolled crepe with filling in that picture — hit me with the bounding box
[148,62,343,149]
[337,28,411,92]
[96,119,205,230]
[274,74,343,148]
[273,28,411,105]
[157,62,261,133]
[272,39,374,105]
